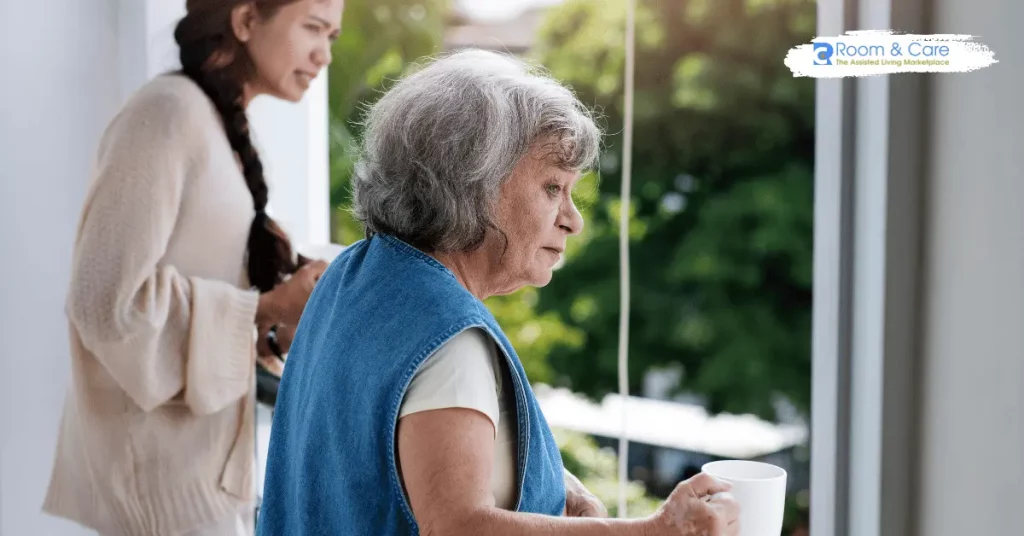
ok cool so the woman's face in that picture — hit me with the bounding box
[234,0,344,102]
[486,144,585,293]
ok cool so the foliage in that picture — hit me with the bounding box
[325,0,817,421]
[530,0,816,419]
[554,428,661,518]
[327,0,451,244]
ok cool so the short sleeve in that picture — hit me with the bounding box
[398,328,502,436]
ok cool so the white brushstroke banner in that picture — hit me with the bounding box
[785,31,998,78]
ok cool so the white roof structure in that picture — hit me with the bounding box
[534,385,809,459]
[455,0,565,23]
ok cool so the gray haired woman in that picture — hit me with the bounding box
[257,49,740,536]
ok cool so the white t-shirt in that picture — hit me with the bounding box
[397,328,518,510]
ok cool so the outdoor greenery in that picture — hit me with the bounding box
[326,0,450,245]
[328,0,815,420]
[554,429,661,517]
[531,0,816,420]
[326,0,814,522]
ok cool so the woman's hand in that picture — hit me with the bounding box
[645,473,740,536]
[257,323,296,358]
[563,469,607,518]
[257,260,328,325]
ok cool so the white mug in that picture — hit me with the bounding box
[701,460,787,536]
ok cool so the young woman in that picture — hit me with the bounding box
[42,1,344,535]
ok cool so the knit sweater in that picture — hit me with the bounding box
[42,75,262,536]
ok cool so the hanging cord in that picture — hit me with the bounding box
[617,0,637,519]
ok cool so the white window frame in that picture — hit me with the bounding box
[812,0,927,534]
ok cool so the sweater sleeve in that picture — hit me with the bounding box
[66,84,259,415]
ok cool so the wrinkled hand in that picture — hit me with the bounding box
[563,469,608,518]
[647,473,740,536]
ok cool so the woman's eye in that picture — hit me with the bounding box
[305,24,321,33]
[546,184,562,195]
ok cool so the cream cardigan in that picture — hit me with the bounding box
[43,75,263,536]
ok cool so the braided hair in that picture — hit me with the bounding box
[174,0,303,292]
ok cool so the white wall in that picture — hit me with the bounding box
[250,77,332,248]
[0,0,329,534]
[917,0,1024,534]
[0,0,122,534]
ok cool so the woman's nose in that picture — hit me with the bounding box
[559,200,584,235]
[313,44,332,68]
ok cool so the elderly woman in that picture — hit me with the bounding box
[257,50,740,536]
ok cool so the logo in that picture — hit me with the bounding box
[787,32,998,78]
[814,42,834,65]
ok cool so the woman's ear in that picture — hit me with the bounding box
[230,3,258,43]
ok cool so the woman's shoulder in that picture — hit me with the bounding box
[94,74,220,159]
[116,74,218,131]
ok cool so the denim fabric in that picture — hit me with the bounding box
[257,234,566,535]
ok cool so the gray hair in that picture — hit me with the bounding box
[351,49,602,252]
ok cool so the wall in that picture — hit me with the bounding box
[0,0,121,534]
[917,0,1024,534]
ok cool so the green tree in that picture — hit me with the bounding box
[327,0,451,244]
[531,0,816,419]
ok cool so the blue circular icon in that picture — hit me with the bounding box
[814,42,834,65]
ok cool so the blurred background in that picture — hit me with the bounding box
[326,0,816,529]
[1,0,1021,535]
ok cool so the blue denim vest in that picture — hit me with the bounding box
[256,234,566,535]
